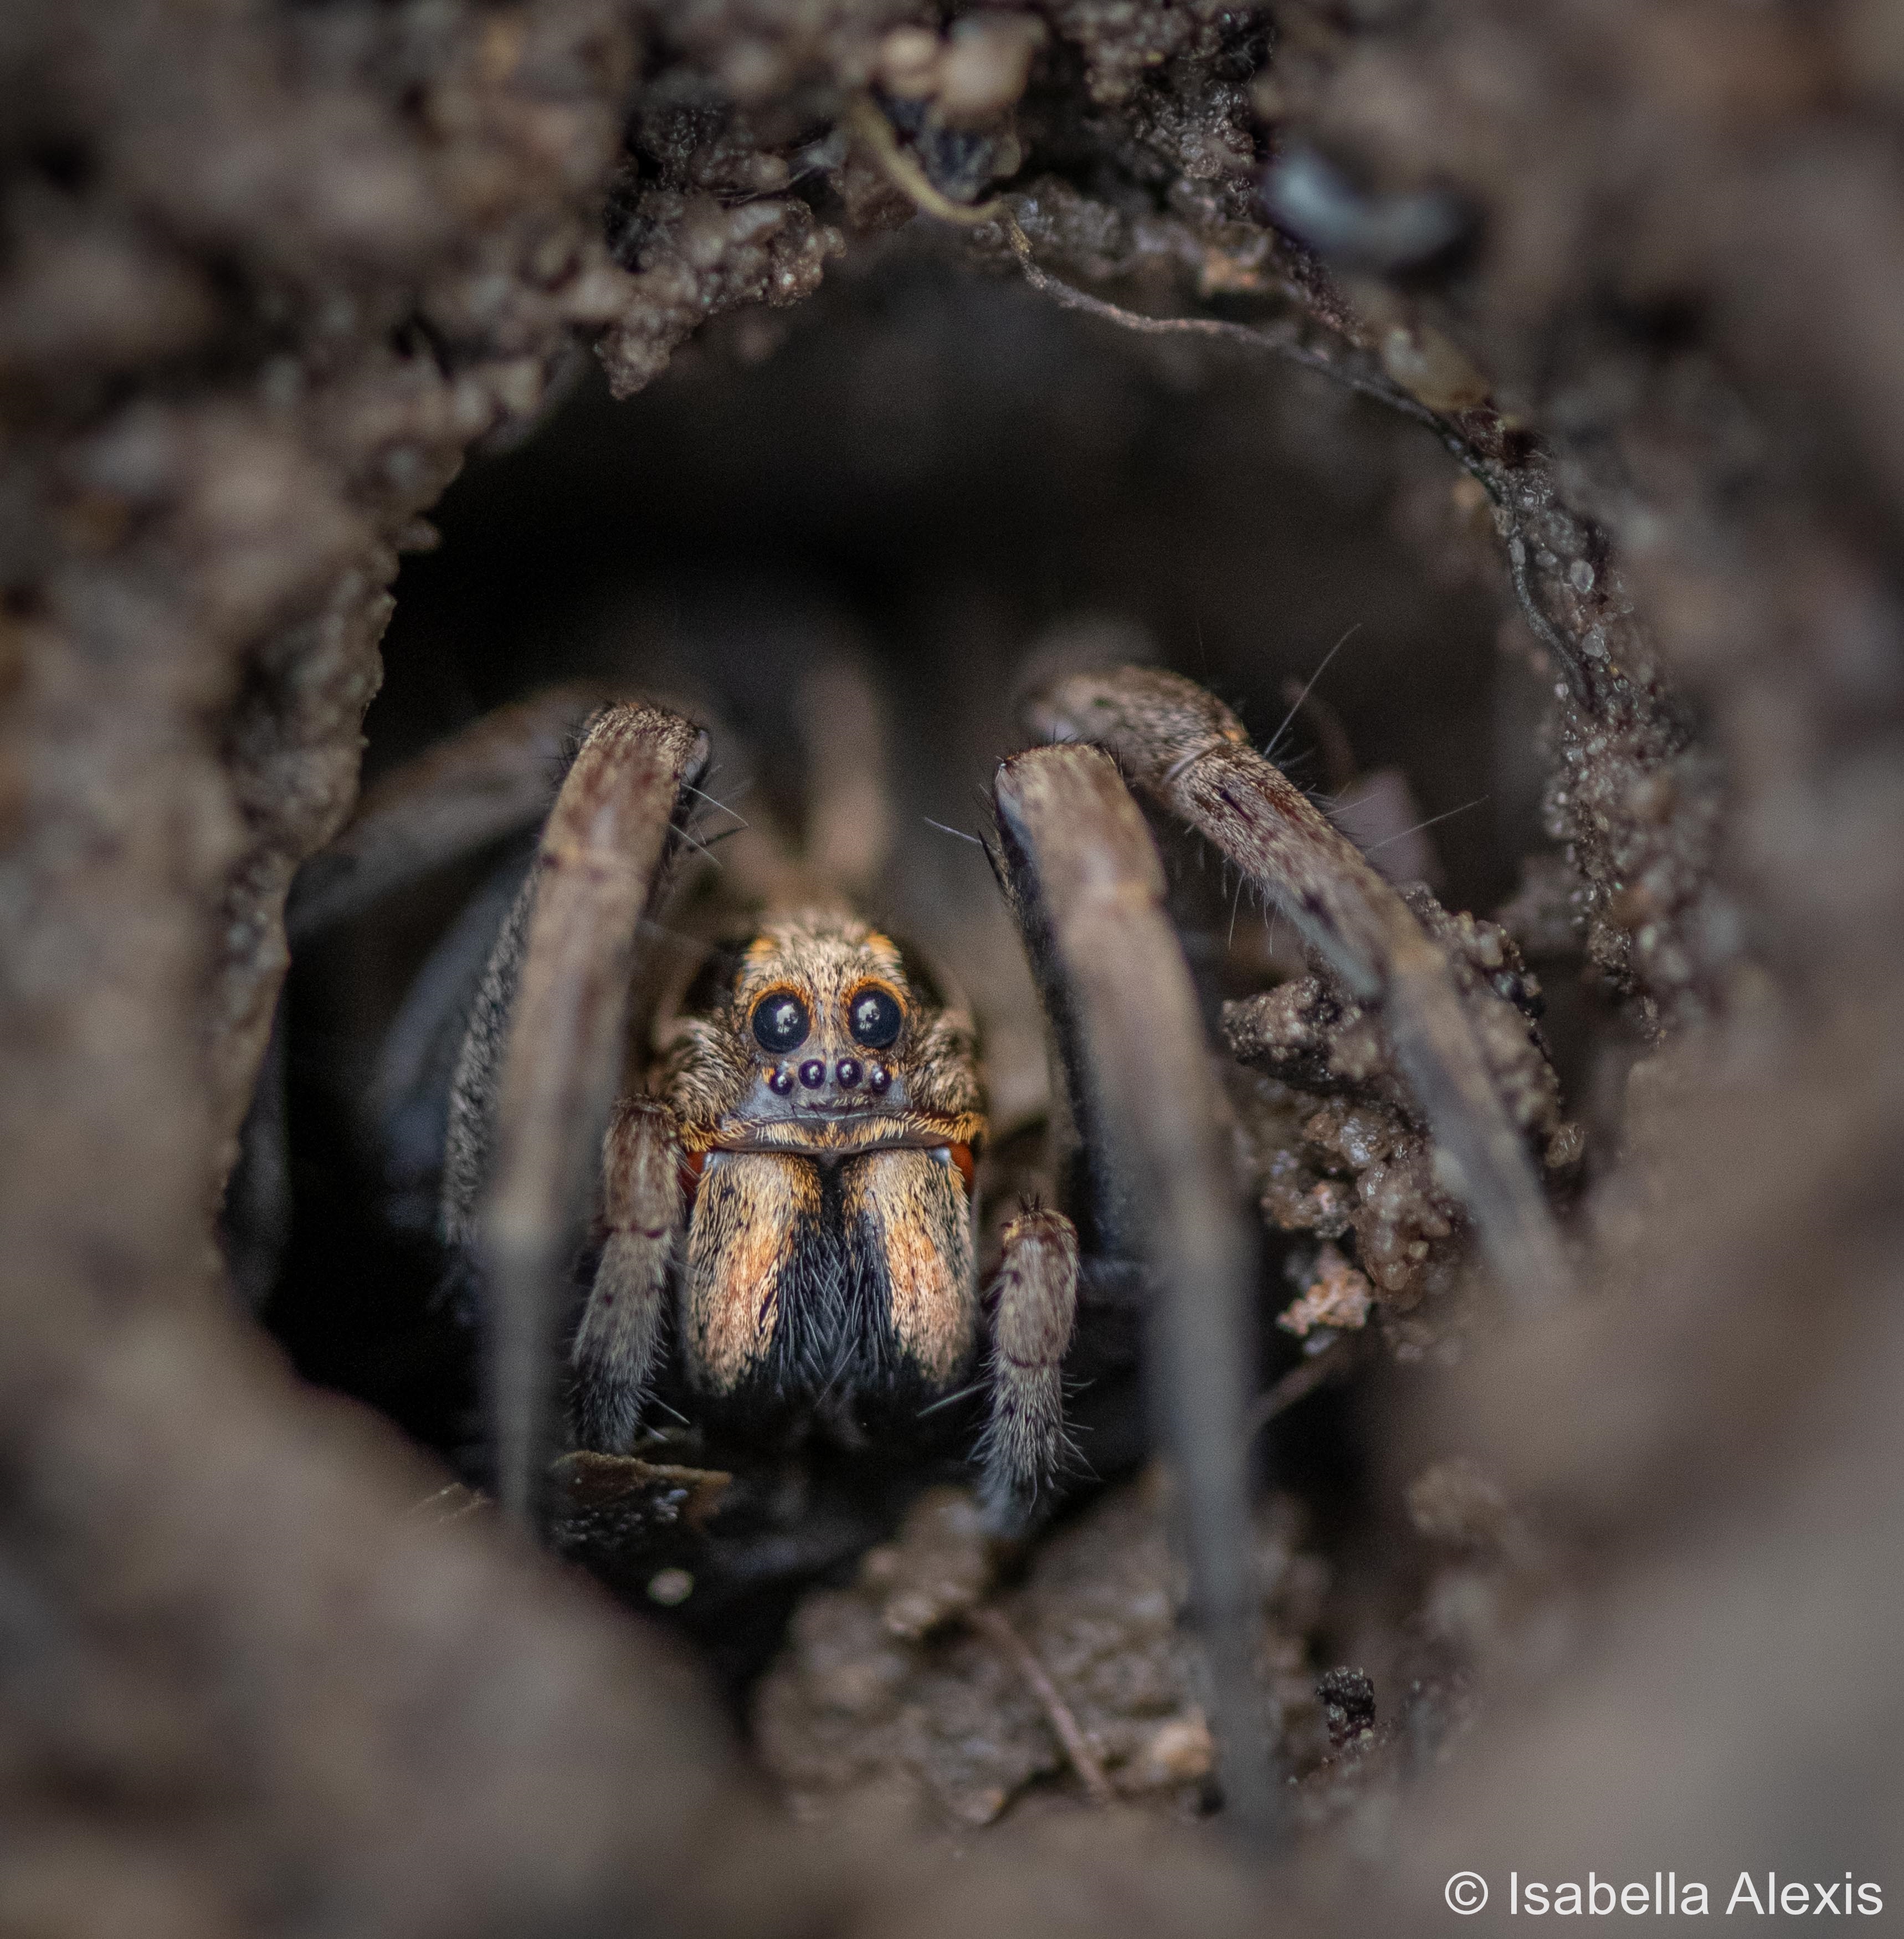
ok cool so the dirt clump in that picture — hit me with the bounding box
[756,1474,1328,1828]
[1225,888,1578,1318]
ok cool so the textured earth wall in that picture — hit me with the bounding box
[2,0,1901,1931]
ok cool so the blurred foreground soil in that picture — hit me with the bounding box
[2,1,1902,1933]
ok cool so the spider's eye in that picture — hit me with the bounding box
[848,986,902,1050]
[751,993,810,1054]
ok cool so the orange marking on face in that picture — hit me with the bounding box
[747,980,810,1013]
[947,1142,975,1194]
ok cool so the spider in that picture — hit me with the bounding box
[457,884,1077,1527]
[287,655,1571,1819]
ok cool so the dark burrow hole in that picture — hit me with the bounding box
[244,234,1581,1720]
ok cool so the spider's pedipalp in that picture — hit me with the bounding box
[992,743,1277,1836]
[1028,664,1574,1310]
[572,1099,684,1453]
[455,701,710,1525]
[977,1203,1079,1531]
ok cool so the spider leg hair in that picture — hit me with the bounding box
[571,1098,684,1452]
[1026,665,1574,1310]
[991,743,1279,1837]
[288,681,614,943]
[447,702,710,1526]
[976,1203,1080,1532]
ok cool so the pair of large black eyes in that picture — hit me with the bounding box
[750,989,904,1054]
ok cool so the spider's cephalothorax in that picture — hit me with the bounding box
[653,914,988,1415]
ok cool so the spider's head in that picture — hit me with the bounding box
[665,912,985,1160]
[730,914,916,1121]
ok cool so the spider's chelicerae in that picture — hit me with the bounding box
[295,656,1572,1813]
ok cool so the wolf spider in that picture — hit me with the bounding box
[291,656,1569,1817]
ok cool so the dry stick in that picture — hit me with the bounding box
[992,745,1280,1838]
[480,704,709,1524]
[968,1606,1116,1807]
[1008,248,1590,700]
[1244,1335,1363,1444]
[845,95,1588,700]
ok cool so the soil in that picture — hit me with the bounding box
[3,1,1902,1934]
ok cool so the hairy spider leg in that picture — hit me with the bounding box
[289,681,613,945]
[976,1204,1080,1525]
[991,741,1278,1835]
[449,701,710,1525]
[1027,663,1573,1310]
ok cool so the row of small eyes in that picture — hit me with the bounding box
[764,1057,892,1098]
[751,986,902,1055]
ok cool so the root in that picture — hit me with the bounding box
[968,1606,1116,1807]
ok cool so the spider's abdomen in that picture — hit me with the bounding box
[680,1147,976,1414]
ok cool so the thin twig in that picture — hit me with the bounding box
[1244,1334,1364,1444]
[844,92,1589,702]
[968,1605,1116,1806]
